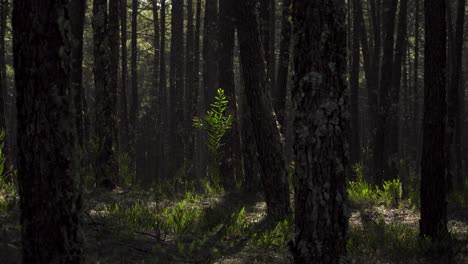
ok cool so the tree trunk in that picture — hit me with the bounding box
[274,0,291,129]
[414,0,422,174]
[373,0,397,185]
[185,0,196,179]
[203,0,218,108]
[120,0,130,152]
[235,0,290,216]
[194,0,203,180]
[219,0,242,188]
[420,0,448,240]
[290,0,348,262]
[70,0,86,147]
[350,0,361,165]
[447,0,466,190]
[169,0,184,177]
[158,0,168,179]
[13,1,82,262]
[130,0,139,156]
[269,0,276,94]
[386,0,409,180]
[0,0,8,163]
[109,0,120,149]
[93,0,117,189]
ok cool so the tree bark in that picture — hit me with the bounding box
[120,0,130,152]
[274,0,292,129]
[13,1,82,262]
[290,0,348,262]
[158,0,168,179]
[420,0,448,240]
[130,0,139,155]
[109,0,120,149]
[169,0,184,177]
[350,0,361,165]
[203,0,218,108]
[373,0,397,185]
[235,0,290,215]
[185,0,196,179]
[194,0,203,180]
[93,0,117,189]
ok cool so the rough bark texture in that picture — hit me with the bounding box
[290,1,348,262]
[70,0,86,147]
[420,0,448,240]
[373,0,397,185]
[13,1,82,262]
[93,0,117,188]
[120,0,130,152]
[219,0,242,188]
[274,0,292,129]
[235,0,290,215]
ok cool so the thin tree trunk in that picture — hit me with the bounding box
[274,0,291,129]
[350,0,361,165]
[159,0,168,179]
[414,0,422,174]
[290,0,348,262]
[120,0,130,152]
[109,0,120,149]
[185,0,195,179]
[373,0,397,185]
[130,0,139,157]
[0,0,8,161]
[13,1,82,261]
[194,0,203,180]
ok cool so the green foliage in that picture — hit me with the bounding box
[250,218,293,250]
[347,216,432,261]
[226,207,248,237]
[348,165,404,208]
[0,130,16,213]
[194,88,234,183]
[115,150,136,188]
[347,165,379,207]
[164,199,202,236]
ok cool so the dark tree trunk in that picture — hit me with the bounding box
[235,0,290,216]
[269,0,276,93]
[0,0,8,164]
[259,0,270,80]
[350,0,361,165]
[447,0,466,190]
[109,0,120,149]
[420,0,448,240]
[274,0,291,129]
[13,1,82,262]
[203,0,218,108]
[130,0,139,153]
[290,0,348,262]
[159,0,168,179]
[93,0,117,188]
[120,0,130,152]
[219,0,242,188]
[70,0,86,147]
[169,0,184,177]
[185,0,196,179]
[414,0,422,174]
[386,0,409,180]
[373,0,397,185]
[194,0,203,180]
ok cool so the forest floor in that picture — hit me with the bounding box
[1,186,468,263]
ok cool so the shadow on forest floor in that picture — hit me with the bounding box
[1,187,468,263]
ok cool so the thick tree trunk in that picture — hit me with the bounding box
[290,0,348,262]
[274,0,291,129]
[235,0,290,215]
[373,0,397,185]
[420,0,448,240]
[93,0,117,188]
[13,1,82,262]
